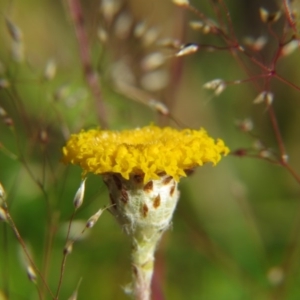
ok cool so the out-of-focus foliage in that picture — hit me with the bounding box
[1,0,300,299]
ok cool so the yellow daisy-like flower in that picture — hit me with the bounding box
[62,125,229,300]
[62,125,229,182]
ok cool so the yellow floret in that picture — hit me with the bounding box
[62,125,229,182]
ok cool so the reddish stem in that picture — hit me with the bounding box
[283,0,298,34]
[66,0,107,128]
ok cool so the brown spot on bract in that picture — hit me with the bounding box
[163,176,173,185]
[112,174,122,190]
[153,195,161,208]
[170,185,175,196]
[142,203,149,217]
[133,174,144,184]
[184,169,195,176]
[121,189,129,204]
[143,180,153,192]
[157,171,166,177]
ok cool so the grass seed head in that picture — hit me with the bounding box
[253,91,273,105]
[236,118,253,132]
[100,0,122,23]
[243,36,267,51]
[73,179,86,210]
[172,0,190,7]
[114,11,133,39]
[26,265,37,283]
[267,267,285,286]
[0,107,7,118]
[44,59,57,81]
[134,21,147,38]
[142,27,159,47]
[0,79,10,89]
[281,154,289,163]
[141,52,166,71]
[214,82,226,95]
[68,291,78,300]
[0,207,7,222]
[0,182,6,202]
[86,209,104,228]
[281,39,299,57]
[203,79,226,95]
[156,37,180,49]
[259,7,281,23]
[11,40,25,62]
[259,149,272,159]
[189,20,204,30]
[97,27,108,43]
[5,18,23,42]
[140,69,169,92]
[64,240,74,255]
[176,43,199,57]
[148,99,169,115]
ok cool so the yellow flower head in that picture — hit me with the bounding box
[62,125,229,182]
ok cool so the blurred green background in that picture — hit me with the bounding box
[1,0,300,299]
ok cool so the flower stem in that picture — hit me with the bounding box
[131,230,162,300]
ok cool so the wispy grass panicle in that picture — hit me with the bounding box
[96,0,188,124]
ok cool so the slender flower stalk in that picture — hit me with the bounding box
[62,125,229,300]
